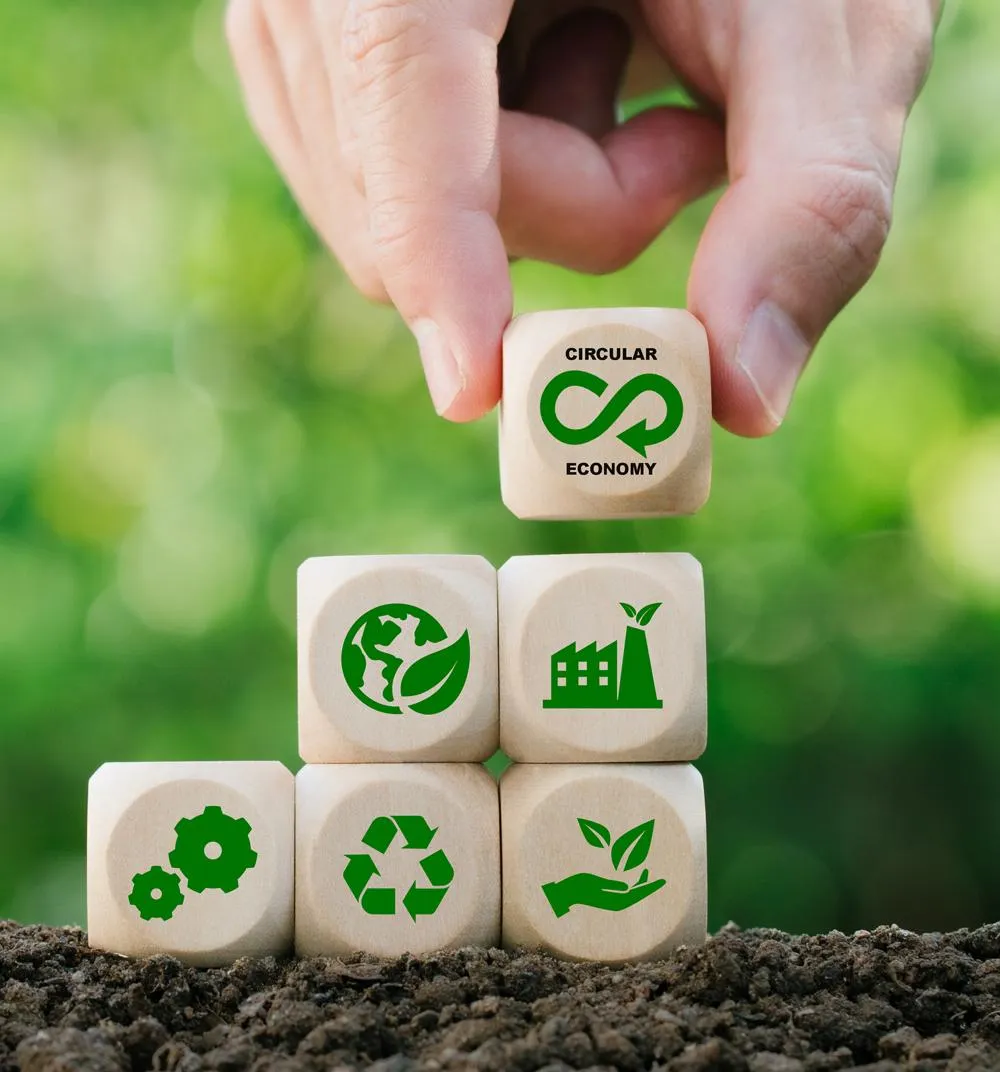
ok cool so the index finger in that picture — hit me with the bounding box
[341,0,514,419]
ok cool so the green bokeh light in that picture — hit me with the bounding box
[0,0,997,934]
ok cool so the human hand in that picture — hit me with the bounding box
[226,0,938,434]
[541,871,667,917]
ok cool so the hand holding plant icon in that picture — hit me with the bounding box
[541,817,666,917]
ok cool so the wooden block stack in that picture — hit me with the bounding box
[498,554,708,961]
[498,309,711,961]
[295,555,501,957]
[87,307,712,965]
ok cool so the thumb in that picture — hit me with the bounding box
[692,158,892,436]
[341,0,513,421]
[689,5,929,437]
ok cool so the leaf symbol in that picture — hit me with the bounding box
[576,818,612,848]
[635,603,662,627]
[399,631,471,715]
[620,603,638,620]
[611,820,654,871]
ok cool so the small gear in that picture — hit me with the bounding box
[168,805,258,893]
[128,865,184,921]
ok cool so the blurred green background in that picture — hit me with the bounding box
[1,0,998,936]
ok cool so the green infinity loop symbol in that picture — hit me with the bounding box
[539,370,684,458]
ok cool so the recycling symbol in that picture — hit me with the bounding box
[343,815,454,921]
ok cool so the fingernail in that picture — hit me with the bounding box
[735,302,812,428]
[411,318,464,416]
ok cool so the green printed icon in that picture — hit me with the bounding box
[545,602,662,710]
[341,604,470,716]
[128,805,257,922]
[168,806,257,893]
[128,865,184,922]
[343,814,454,920]
[542,817,665,917]
[539,371,684,458]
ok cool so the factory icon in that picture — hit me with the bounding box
[543,602,663,710]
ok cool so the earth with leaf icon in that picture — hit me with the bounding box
[340,603,471,716]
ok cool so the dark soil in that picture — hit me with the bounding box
[3,921,1000,1072]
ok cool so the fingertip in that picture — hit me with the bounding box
[411,314,504,423]
[438,373,502,423]
[708,356,785,439]
[703,297,811,438]
[689,185,817,439]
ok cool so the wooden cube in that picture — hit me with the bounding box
[501,763,706,962]
[499,308,711,519]
[298,555,499,762]
[87,762,293,965]
[499,553,706,762]
[295,763,500,956]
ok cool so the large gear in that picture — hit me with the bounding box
[128,865,184,921]
[168,805,258,894]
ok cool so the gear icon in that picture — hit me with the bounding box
[128,865,184,921]
[168,805,258,894]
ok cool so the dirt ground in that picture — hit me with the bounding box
[3,920,1000,1072]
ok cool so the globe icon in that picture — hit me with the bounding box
[340,603,471,716]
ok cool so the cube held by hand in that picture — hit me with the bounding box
[499,308,712,520]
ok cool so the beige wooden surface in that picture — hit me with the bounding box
[87,762,293,965]
[499,309,711,519]
[296,763,500,957]
[298,555,499,762]
[499,553,706,762]
[501,763,706,962]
